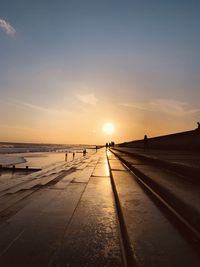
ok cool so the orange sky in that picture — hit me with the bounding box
[1,1,200,144]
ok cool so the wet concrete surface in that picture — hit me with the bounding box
[113,147,200,180]
[107,151,200,267]
[51,176,123,267]
[0,148,199,266]
[110,149,200,233]
[113,147,200,167]
[108,159,127,171]
[0,184,86,267]
[0,149,123,267]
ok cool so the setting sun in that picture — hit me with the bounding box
[103,123,115,135]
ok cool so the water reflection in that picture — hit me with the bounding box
[16,152,85,169]
[106,150,112,157]
[105,159,110,176]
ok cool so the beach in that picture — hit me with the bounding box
[0,143,96,183]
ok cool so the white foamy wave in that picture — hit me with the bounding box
[0,143,94,154]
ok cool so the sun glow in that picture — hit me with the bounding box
[103,122,115,135]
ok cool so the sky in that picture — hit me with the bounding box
[0,0,200,144]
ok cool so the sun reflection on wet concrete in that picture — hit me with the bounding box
[0,148,123,267]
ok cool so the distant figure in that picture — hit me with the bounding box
[144,135,148,151]
[12,165,15,173]
[65,152,68,161]
[83,149,86,156]
[73,152,75,160]
[110,141,115,147]
[197,122,200,130]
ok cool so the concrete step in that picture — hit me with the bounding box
[0,149,124,267]
[107,151,200,266]
[51,160,123,266]
[110,149,200,236]
[0,184,86,267]
[112,147,200,183]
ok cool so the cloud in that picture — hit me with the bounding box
[77,93,98,106]
[120,99,200,117]
[0,19,16,35]
[10,99,72,118]
[12,100,50,113]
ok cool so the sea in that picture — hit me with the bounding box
[0,142,95,168]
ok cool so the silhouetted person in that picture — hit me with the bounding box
[65,152,68,161]
[12,165,15,173]
[83,149,86,156]
[110,141,115,147]
[73,152,75,160]
[144,135,148,151]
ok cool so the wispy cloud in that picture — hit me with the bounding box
[10,99,72,118]
[0,19,16,35]
[76,93,98,106]
[13,100,50,113]
[120,99,200,117]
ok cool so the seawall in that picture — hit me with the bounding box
[118,129,200,151]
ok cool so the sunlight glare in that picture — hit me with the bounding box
[103,123,114,135]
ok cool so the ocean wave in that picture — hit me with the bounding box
[0,143,94,154]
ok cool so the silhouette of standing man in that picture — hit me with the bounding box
[144,135,148,151]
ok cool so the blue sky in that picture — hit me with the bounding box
[0,0,200,144]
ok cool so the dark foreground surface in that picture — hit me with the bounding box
[0,149,199,266]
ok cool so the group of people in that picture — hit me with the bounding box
[105,141,115,149]
[65,149,87,161]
